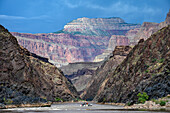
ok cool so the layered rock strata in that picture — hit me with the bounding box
[11,17,140,67]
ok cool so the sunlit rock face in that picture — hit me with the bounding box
[11,17,140,67]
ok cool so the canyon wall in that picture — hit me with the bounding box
[11,17,140,67]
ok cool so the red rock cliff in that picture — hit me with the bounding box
[11,17,140,67]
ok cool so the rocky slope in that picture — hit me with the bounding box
[81,46,132,100]
[93,25,170,104]
[11,17,140,67]
[0,25,78,105]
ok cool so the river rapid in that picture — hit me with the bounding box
[0,102,168,113]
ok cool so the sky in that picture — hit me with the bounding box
[0,0,169,33]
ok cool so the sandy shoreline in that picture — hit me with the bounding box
[0,102,52,109]
[98,101,170,112]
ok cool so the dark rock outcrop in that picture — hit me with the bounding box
[81,46,132,100]
[93,25,170,103]
[0,25,78,105]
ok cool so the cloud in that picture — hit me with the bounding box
[63,0,81,8]
[0,15,26,20]
[0,15,49,20]
[63,0,161,15]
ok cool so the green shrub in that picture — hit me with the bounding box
[151,99,159,104]
[3,98,13,104]
[152,74,155,77]
[159,58,164,63]
[160,101,166,106]
[103,98,106,102]
[145,70,149,73]
[55,97,63,102]
[137,92,149,104]
[127,102,132,106]
[167,95,170,98]
[152,58,157,63]
[145,64,149,69]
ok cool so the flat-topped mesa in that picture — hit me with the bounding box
[63,17,140,36]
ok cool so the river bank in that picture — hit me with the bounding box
[124,101,170,111]
[0,102,52,109]
[98,101,170,112]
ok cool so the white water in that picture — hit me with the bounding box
[0,102,168,113]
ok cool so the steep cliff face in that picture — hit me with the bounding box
[11,17,140,67]
[133,22,159,43]
[93,25,170,103]
[0,25,78,105]
[81,46,132,100]
[159,9,170,28]
[134,10,170,43]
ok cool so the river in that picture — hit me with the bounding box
[0,102,168,113]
